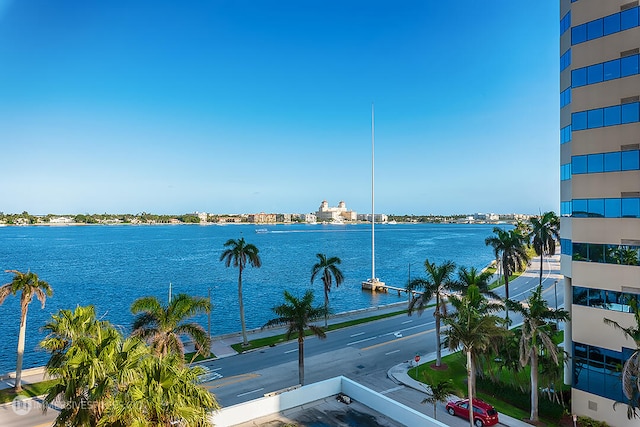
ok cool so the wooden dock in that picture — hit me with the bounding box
[361,279,423,297]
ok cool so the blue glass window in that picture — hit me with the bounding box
[561,88,572,108]
[573,111,587,130]
[604,13,621,35]
[572,155,587,174]
[588,199,605,217]
[561,163,572,181]
[622,102,640,124]
[603,59,621,81]
[621,54,639,78]
[622,150,640,170]
[621,7,639,31]
[622,198,640,218]
[561,11,571,35]
[587,64,603,84]
[561,201,572,217]
[573,199,588,217]
[572,67,587,87]
[603,152,621,172]
[561,125,572,144]
[572,24,587,44]
[605,198,621,218]
[604,105,621,126]
[561,49,572,72]
[587,153,604,173]
[587,109,603,128]
[587,19,604,40]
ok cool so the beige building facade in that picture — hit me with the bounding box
[560,1,640,425]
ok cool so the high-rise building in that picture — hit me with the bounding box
[560,1,640,425]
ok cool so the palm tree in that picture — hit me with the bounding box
[408,259,456,367]
[102,353,218,427]
[263,290,327,385]
[457,266,501,302]
[506,284,570,423]
[41,305,138,426]
[220,237,262,346]
[604,298,640,420]
[485,227,529,321]
[0,269,53,392]
[310,253,344,328]
[421,379,456,421]
[131,293,211,359]
[444,285,507,427]
[528,211,560,287]
[41,305,218,427]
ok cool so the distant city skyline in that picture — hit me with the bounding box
[0,1,559,216]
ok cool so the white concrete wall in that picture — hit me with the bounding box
[210,376,446,427]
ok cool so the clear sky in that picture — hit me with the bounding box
[0,1,559,216]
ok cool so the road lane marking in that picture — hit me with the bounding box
[362,329,434,351]
[385,350,400,355]
[401,320,413,324]
[237,387,264,397]
[350,332,365,337]
[347,336,379,346]
[380,385,405,394]
[284,348,297,354]
[206,373,259,389]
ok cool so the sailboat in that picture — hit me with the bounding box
[362,104,386,292]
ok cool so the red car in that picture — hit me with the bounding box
[445,398,499,427]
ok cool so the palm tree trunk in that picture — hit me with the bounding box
[467,349,474,427]
[238,265,248,346]
[14,304,27,393]
[324,281,329,329]
[538,251,544,287]
[530,349,539,422]
[502,259,510,323]
[298,337,304,385]
[470,353,476,396]
[434,306,442,367]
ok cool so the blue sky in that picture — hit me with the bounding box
[0,1,559,216]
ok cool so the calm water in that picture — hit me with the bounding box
[0,222,505,372]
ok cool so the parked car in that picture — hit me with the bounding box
[445,398,499,427]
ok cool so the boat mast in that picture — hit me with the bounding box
[371,103,375,281]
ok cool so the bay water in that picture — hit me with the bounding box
[0,222,505,373]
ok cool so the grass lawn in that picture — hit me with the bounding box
[231,308,411,353]
[0,379,58,404]
[408,353,565,426]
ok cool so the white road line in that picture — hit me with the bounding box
[401,320,413,324]
[284,348,297,354]
[385,350,400,355]
[380,385,405,394]
[211,367,222,371]
[350,332,365,337]
[347,336,379,346]
[237,388,264,397]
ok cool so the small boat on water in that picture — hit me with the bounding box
[255,228,268,233]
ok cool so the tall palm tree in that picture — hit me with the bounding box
[528,211,560,287]
[0,269,53,392]
[220,237,262,346]
[445,285,507,399]
[131,293,211,359]
[263,290,327,385]
[408,259,456,367]
[485,227,529,321]
[456,266,501,302]
[604,298,640,420]
[310,253,344,328]
[421,379,456,421]
[506,284,570,423]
